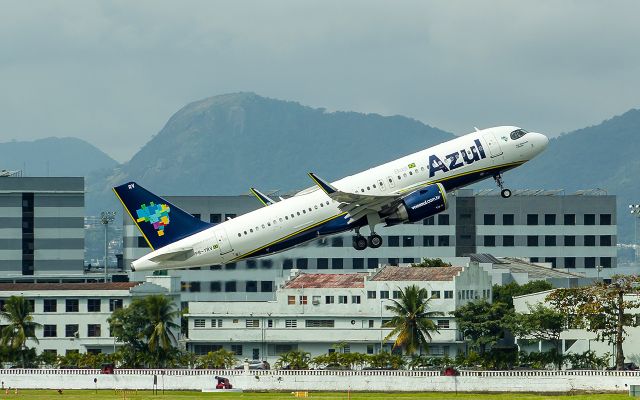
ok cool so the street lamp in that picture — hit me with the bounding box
[629,205,640,263]
[596,265,603,281]
[100,211,116,283]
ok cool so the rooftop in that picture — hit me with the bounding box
[0,282,141,292]
[371,266,463,282]
[284,273,366,289]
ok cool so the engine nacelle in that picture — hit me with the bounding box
[383,183,448,225]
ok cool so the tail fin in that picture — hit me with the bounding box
[113,182,211,250]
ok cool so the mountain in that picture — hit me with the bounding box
[500,109,640,243]
[0,137,118,178]
[91,92,454,207]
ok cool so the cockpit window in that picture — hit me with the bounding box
[510,129,528,140]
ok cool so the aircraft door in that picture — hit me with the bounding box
[482,133,503,157]
[214,229,233,255]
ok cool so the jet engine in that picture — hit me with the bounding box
[383,183,448,226]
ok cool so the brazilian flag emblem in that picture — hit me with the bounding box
[408,162,416,168]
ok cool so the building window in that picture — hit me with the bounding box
[305,320,335,328]
[444,290,453,299]
[388,258,399,266]
[438,214,449,225]
[503,235,514,247]
[584,214,596,225]
[194,319,205,328]
[564,235,576,246]
[225,281,237,292]
[565,257,576,268]
[331,258,344,269]
[423,216,434,225]
[246,281,258,292]
[544,258,556,268]
[437,320,450,329]
[87,299,101,312]
[231,344,243,355]
[431,291,441,299]
[65,324,79,338]
[438,236,449,246]
[600,235,612,246]
[285,320,297,328]
[43,325,57,338]
[388,236,400,247]
[209,213,222,223]
[87,324,101,337]
[296,258,308,269]
[600,214,612,225]
[352,295,361,304]
[210,282,222,292]
[564,214,576,225]
[66,299,79,313]
[402,236,414,247]
[211,319,223,328]
[288,296,296,305]
[312,296,321,305]
[43,299,57,313]
[484,214,495,225]
[585,257,596,268]
[584,235,596,246]
[544,214,556,225]
[261,281,273,292]
[299,296,307,305]
[352,258,364,269]
[422,235,434,247]
[246,260,257,269]
[601,257,612,268]
[527,236,538,246]
[527,214,538,225]
[331,237,343,247]
[484,235,495,247]
[367,291,376,299]
[261,259,273,269]
[325,296,335,304]
[392,291,401,299]
[246,319,259,328]
[317,258,329,269]
[503,214,515,225]
[380,291,389,299]
[545,235,556,247]
[367,258,379,269]
[338,296,348,304]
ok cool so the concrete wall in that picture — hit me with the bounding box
[0,369,638,392]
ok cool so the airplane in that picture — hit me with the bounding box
[113,126,548,272]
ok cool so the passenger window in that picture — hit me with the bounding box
[297,212,301,216]
[291,214,295,218]
[244,231,247,235]
[267,222,271,226]
[326,201,329,205]
[320,203,323,207]
[237,233,241,237]
[397,176,401,180]
[389,178,393,183]
[314,205,318,209]
[367,186,370,190]
[262,224,265,228]
[285,216,289,220]
[279,218,283,222]
[308,208,312,212]
[372,184,376,188]
[250,229,254,233]
[303,210,306,214]
[409,171,413,175]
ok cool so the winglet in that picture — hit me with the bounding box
[308,172,337,195]
[250,187,276,207]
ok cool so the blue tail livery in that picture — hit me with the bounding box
[113,182,211,250]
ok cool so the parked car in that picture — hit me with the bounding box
[234,360,270,370]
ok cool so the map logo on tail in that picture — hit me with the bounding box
[136,202,171,236]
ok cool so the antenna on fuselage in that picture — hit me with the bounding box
[474,127,480,132]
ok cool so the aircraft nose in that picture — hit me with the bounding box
[532,132,549,151]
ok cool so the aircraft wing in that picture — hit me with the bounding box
[308,172,401,223]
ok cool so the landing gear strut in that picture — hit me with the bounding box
[494,173,512,198]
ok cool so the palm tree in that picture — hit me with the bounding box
[384,285,443,355]
[144,295,180,353]
[0,296,41,367]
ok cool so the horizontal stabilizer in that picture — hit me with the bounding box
[250,187,276,206]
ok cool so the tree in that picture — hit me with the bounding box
[546,275,640,370]
[274,350,310,370]
[108,295,180,368]
[493,280,553,308]
[384,285,443,355]
[411,258,452,268]
[195,349,237,369]
[509,304,566,369]
[453,300,512,355]
[0,296,41,367]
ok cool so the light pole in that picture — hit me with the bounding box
[596,265,603,281]
[629,205,640,263]
[379,299,384,353]
[100,211,116,283]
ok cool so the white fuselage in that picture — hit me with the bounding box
[132,126,548,271]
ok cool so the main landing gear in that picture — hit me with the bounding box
[494,173,512,198]
[352,228,383,250]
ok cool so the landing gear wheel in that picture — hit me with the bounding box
[501,188,512,198]
[353,235,368,251]
[368,234,383,249]
[493,173,511,199]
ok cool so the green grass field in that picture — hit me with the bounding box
[0,390,629,400]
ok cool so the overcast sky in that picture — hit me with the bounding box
[1,1,639,162]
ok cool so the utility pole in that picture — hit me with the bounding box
[630,205,640,263]
[100,211,116,283]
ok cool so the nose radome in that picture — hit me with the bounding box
[533,132,549,150]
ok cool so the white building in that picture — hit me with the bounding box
[0,276,180,357]
[185,264,492,363]
[513,290,640,365]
